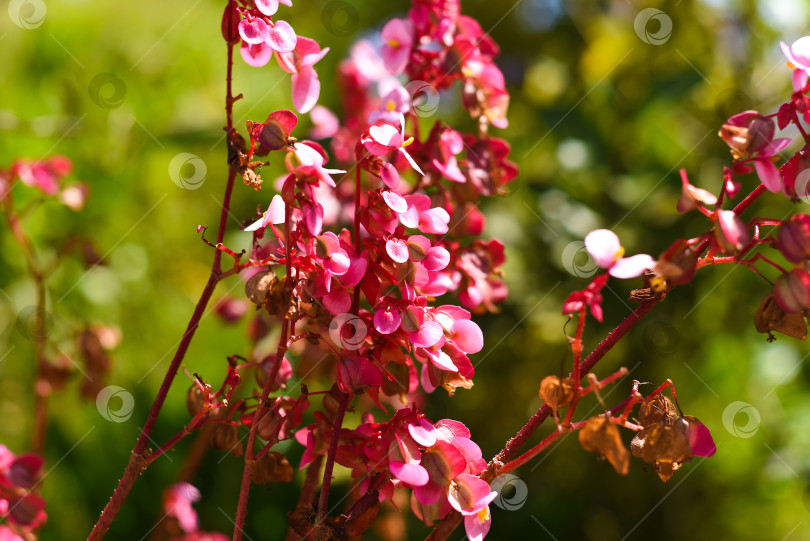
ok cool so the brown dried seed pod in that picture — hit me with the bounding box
[212,424,243,457]
[578,416,630,475]
[253,450,293,484]
[538,375,575,411]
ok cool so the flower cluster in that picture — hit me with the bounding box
[207,0,519,538]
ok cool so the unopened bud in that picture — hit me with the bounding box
[778,214,810,263]
[774,269,810,313]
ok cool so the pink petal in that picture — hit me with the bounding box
[417,207,450,234]
[255,0,279,16]
[430,350,458,372]
[783,37,810,69]
[241,40,274,67]
[326,251,351,275]
[608,254,654,279]
[390,461,429,486]
[464,508,492,541]
[447,473,497,516]
[754,158,782,193]
[409,419,438,447]
[308,105,339,139]
[304,203,323,235]
[411,321,443,348]
[451,319,483,354]
[369,123,402,147]
[380,18,413,75]
[381,162,401,190]
[399,203,420,228]
[584,229,621,269]
[399,147,425,176]
[382,190,407,213]
[239,18,268,44]
[423,246,450,271]
[292,67,320,114]
[266,20,297,53]
[323,288,351,315]
[245,194,286,231]
[685,418,716,457]
[373,306,401,334]
[386,239,410,263]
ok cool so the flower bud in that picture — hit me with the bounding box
[778,214,810,263]
[718,111,774,157]
[775,269,810,313]
[713,210,749,254]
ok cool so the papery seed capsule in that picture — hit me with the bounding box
[774,269,810,313]
[778,214,810,263]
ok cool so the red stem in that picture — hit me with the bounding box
[317,390,350,523]
[87,20,239,539]
[232,205,294,540]
[425,300,660,541]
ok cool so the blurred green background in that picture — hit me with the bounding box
[2,0,810,539]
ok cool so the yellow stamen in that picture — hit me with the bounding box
[615,246,625,261]
[402,136,414,147]
[477,506,490,523]
[386,99,396,111]
[387,39,400,48]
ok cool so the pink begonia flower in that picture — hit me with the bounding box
[308,105,339,139]
[584,229,654,279]
[369,79,411,124]
[677,169,717,213]
[164,482,201,533]
[245,194,286,231]
[464,506,493,541]
[293,142,346,187]
[381,18,413,75]
[276,37,330,113]
[12,155,72,196]
[720,111,791,193]
[432,128,466,183]
[362,114,425,176]
[373,304,401,334]
[781,37,810,91]
[239,18,296,67]
[448,473,497,516]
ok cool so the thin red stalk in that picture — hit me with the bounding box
[285,454,324,541]
[87,24,239,539]
[425,300,660,541]
[232,205,294,540]
[317,390,350,523]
